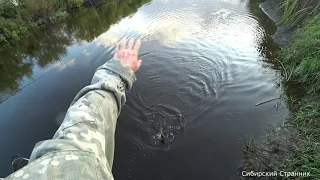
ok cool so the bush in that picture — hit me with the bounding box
[54,11,68,21]
[0,34,7,43]
[0,0,17,18]
[18,0,55,21]
[0,0,87,43]
[68,0,85,8]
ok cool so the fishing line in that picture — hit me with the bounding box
[88,0,105,31]
[0,59,74,104]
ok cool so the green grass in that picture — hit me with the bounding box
[277,0,319,28]
[280,14,320,93]
[277,14,320,178]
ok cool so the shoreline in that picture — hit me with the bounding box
[242,0,320,179]
[259,0,294,45]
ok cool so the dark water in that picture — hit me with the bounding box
[0,0,288,179]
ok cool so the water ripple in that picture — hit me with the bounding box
[121,0,280,153]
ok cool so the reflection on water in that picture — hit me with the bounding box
[0,0,288,179]
[0,0,150,103]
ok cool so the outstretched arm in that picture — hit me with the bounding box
[7,38,142,180]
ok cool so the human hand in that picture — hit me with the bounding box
[114,37,143,72]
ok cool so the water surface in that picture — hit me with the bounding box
[0,0,288,179]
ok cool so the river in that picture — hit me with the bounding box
[0,0,288,179]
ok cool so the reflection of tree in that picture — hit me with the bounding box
[26,30,71,67]
[0,0,150,102]
[66,0,150,42]
[0,46,34,100]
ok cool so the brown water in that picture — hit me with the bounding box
[0,0,288,179]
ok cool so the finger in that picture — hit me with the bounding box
[137,59,143,69]
[128,38,134,50]
[133,40,142,53]
[120,37,127,50]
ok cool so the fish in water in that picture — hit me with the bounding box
[154,126,175,144]
[155,127,166,143]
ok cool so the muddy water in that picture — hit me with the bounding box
[0,0,288,179]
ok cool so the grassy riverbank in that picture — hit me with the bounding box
[0,0,106,44]
[243,12,320,179]
[278,14,320,178]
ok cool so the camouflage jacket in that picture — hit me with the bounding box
[5,59,136,180]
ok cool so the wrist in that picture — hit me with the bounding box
[98,59,137,90]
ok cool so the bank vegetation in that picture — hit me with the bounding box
[243,0,320,179]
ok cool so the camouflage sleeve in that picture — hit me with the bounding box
[6,59,136,180]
